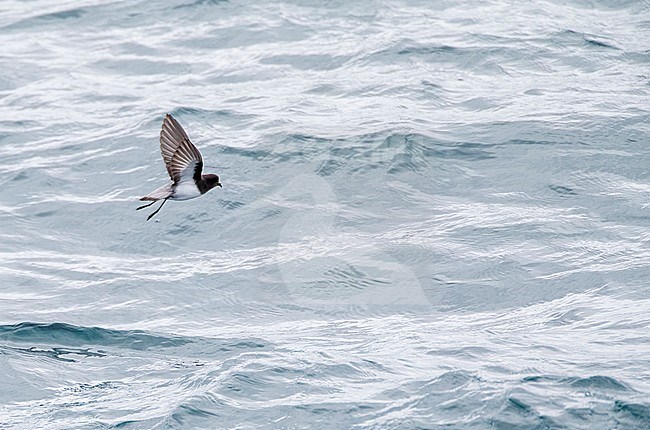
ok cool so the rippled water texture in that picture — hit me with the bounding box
[1,0,649,428]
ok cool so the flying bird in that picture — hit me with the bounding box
[137,114,221,221]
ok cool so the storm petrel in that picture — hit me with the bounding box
[137,114,221,221]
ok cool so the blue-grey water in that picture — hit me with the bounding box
[1,0,649,428]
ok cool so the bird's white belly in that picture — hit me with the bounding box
[172,180,201,201]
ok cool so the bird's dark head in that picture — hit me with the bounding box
[203,174,222,190]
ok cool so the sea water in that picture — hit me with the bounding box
[0,0,649,428]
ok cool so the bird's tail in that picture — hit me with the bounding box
[139,184,173,201]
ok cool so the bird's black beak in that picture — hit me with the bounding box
[217,183,222,188]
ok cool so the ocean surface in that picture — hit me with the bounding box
[0,0,649,428]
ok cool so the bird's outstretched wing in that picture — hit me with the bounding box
[159,114,204,184]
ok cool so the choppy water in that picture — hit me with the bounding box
[1,0,649,428]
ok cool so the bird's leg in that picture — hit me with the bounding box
[146,198,169,221]
[137,200,156,211]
